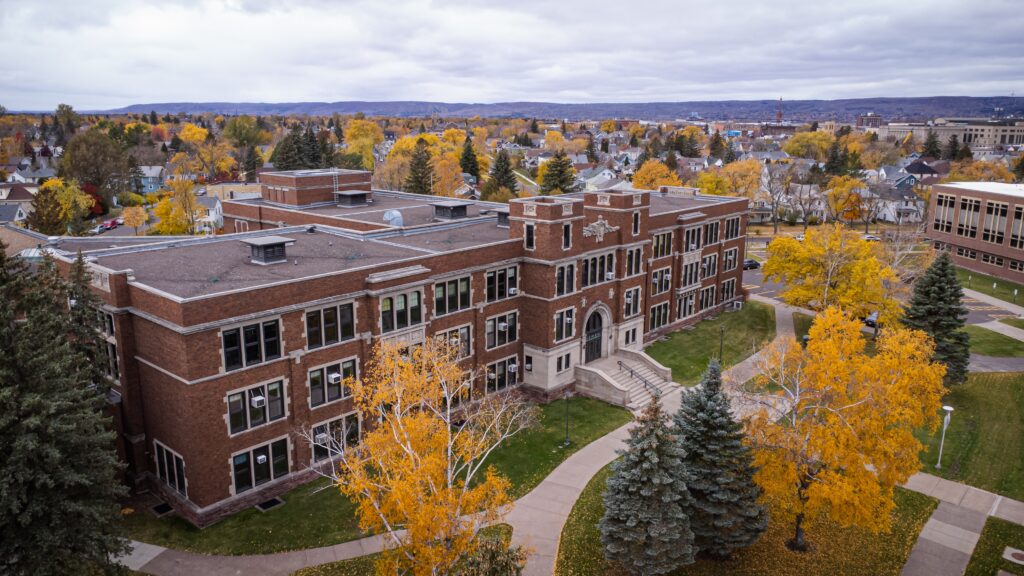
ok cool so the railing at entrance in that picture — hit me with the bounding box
[618,360,661,398]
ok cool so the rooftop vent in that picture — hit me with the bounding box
[433,200,470,221]
[241,235,295,265]
[334,190,369,207]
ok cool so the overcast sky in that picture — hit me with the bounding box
[2,0,1022,110]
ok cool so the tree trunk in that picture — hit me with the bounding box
[787,513,809,552]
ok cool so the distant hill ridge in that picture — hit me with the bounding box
[101,96,1024,121]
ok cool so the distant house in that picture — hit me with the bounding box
[139,166,166,193]
[11,166,56,184]
[0,204,27,225]
[870,183,924,224]
[195,196,223,232]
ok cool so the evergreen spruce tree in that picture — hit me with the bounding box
[1015,156,1024,181]
[149,110,158,125]
[26,181,65,235]
[127,155,144,194]
[460,136,480,182]
[674,361,767,559]
[488,149,518,194]
[243,144,263,182]
[585,137,598,162]
[902,251,971,385]
[405,138,434,195]
[539,149,576,195]
[271,130,303,171]
[529,118,539,133]
[0,253,127,576]
[922,131,941,158]
[943,134,961,161]
[956,142,973,161]
[824,141,843,174]
[600,139,609,153]
[600,399,695,575]
[301,125,321,168]
[664,150,679,173]
[708,130,726,158]
[723,145,737,164]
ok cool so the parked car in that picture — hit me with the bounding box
[795,234,805,242]
[102,219,118,230]
[90,224,105,235]
[116,217,125,226]
[861,234,881,242]
[743,258,761,270]
[862,311,879,328]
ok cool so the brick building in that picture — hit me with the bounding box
[63,168,748,526]
[927,182,1024,283]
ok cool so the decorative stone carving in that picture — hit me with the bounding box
[582,217,620,242]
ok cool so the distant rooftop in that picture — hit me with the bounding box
[260,168,370,178]
[940,182,1024,199]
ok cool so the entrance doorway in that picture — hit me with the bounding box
[584,312,603,363]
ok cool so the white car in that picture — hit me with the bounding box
[861,234,881,242]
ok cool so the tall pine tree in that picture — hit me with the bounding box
[0,251,128,575]
[600,399,695,575]
[488,149,518,194]
[922,131,941,158]
[674,361,767,559]
[539,149,576,195]
[26,182,66,235]
[902,251,970,385]
[405,138,433,195]
[459,136,480,182]
[943,134,961,161]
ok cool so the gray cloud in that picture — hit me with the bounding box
[1,0,1022,110]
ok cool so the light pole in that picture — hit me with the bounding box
[563,391,572,448]
[935,405,954,470]
[719,325,725,360]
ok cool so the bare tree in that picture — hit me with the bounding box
[791,183,819,231]
[763,164,796,234]
[857,189,883,234]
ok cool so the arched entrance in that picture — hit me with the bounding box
[584,312,604,363]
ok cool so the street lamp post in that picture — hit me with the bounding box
[719,325,725,360]
[935,405,954,470]
[563,391,572,448]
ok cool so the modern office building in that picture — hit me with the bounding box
[58,169,748,526]
[927,182,1024,283]
[881,118,1024,148]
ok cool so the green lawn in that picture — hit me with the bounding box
[293,524,513,576]
[555,463,936,576]
[915,372,1024,500]
[1001,317,1024,330]
[964,324,1024,357]
[646,301,776,386]
[957,267,1024,306]
[965,517,1024,576]
[124,397,630,554]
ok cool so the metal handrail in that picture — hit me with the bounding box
[618,360,661,398]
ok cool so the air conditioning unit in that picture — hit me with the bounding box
[689,244,698,251]
[508,287,518,295]
[508,364,518,373]
[327,373,343,385]
[625,293,633,304]
[605,272,615,281]
[314,432,328,444]
[732,301,744,311]
[565,316,574,325]
[255,454,268,465]
[498,322,509,331]
[487,372,496,380]
[250,395,266,408]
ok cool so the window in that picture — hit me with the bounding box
[701,254,718,278]
[957,197,981,238]
[380,290,423,333]
[312,413,360,462]
[703,221,720,245]
[223,320,281,372]
[101,341,119,381]
[653,232,672,258]
[624,328,637,346]
[555,308,575,341]
[306,303,355,349]
[933,193,955,233]
[983,201,1008,244]
[228,381,286,434]
[649,302,670,330]
[723,248,738,271]
[721,278,736,302]
[486,357,518,393]
[581,252,615,286]
[956,247,977,260]
[437,325,472,358]
[1010,207,1024,250]
[677,291,696,319]
[309,359,356,408]
[699,285,716,310]
[682,260,700,287]
[556,353,572,372]
[624,287,642,317]
[525,223,535,250]
[95,309,115,337]
[632,212,640,235]
[154,441,186,496]
[683,227,701,252]
[1010,260,1024,272]
[724,217,741,240]
[626,247,643,276]
[562,223,572,249]
[981,253,1005,267]
[232,438,289,494]
[651,268,672,295]
[485,312,518,349]
[556,263,576,296]
[486,266,518,301]
[434,277,471,316]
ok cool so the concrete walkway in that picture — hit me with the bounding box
[963,288,1024,317]
[901,473,1024,576]
[977,319,1024,342]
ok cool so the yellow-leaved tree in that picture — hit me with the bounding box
[781,131,835,161]
[694,170,730,196]
[122,206,148,236]
[344,119,385,170]
[824,175,866,224]
[942,160,1015,183]
[747,307,946,551]
[631,160,682,189]
[720,158,764,200]
[151,197,189,235]
[763,224,900,321]
[313,339,537,575]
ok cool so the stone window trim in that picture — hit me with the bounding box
[224,376,290,437]
[303,300,357,351]
[219,315,284,374]
[228,435,291,497]
[306,356,359,410]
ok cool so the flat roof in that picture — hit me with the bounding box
[260,168,369,178]
[384,221,513,252]
[940,182,1024,199]
[240,235,296,247]
[236,191,494,228]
